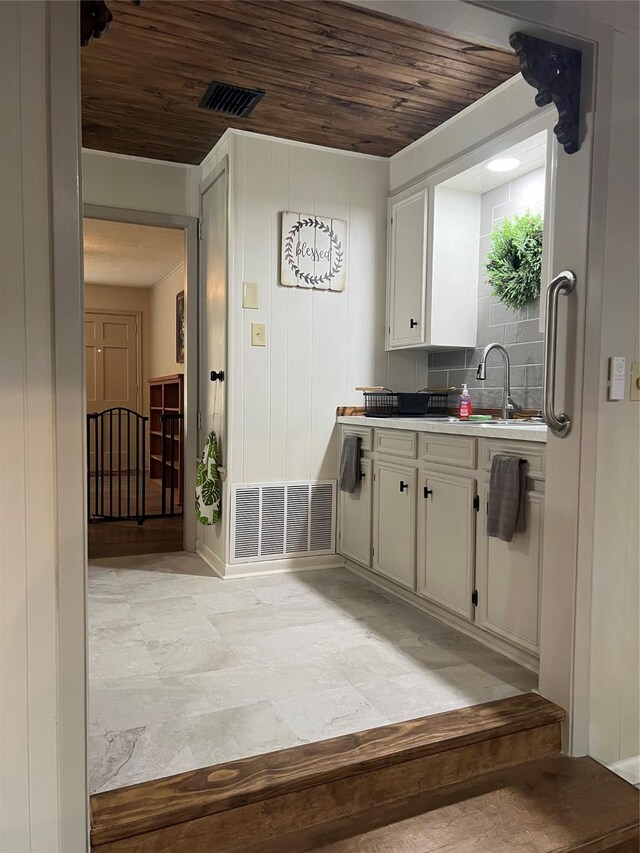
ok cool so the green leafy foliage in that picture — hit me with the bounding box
[485,211,543,310]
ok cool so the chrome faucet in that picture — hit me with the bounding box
[476,343,523,420]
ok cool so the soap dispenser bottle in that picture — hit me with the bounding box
[458,384,472,420]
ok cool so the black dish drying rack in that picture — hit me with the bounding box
[358,387,454,418]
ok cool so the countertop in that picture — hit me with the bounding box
[336,415,547,443]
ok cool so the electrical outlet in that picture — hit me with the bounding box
[630,362,640,402]
[243,281,259,309]
[251,323,266,347]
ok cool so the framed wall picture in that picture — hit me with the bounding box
[176,290,185,364]
[281,212,347,291]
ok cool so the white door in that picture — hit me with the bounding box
[477,481,543,654]
[85,311,138,472]
[388,187,427,349]
[417,468,476,620]
[198,163,228,562]
[338,457,372,568]
[372,459,416,589]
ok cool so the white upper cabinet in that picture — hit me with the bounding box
[429,187,480,349]
[386,179,480,351]
[387,186,428,348]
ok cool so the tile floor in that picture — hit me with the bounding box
[88,551,537,793]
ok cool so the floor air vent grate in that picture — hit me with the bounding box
[198,81,265,118]
[231,481,336,563]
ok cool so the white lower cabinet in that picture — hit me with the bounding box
[336,426,544,658]
[476,481,544,653]
[337,458,372,568]
[372,459,416,589]
[417,469,477,621]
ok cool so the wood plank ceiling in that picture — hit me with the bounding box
[81,0,519,164]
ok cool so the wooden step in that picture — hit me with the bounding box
[91,693,564,852]
[240,756,640,853]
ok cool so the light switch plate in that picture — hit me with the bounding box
[251,322,266,347]
[243,282,259,309]
[608,356,626,401]
[630,362,640,402]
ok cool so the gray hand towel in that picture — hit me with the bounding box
[339,435,362,494]
[487,454,527,542]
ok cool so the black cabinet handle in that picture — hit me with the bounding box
[424,486,433,499]
[210,370,225,382]
[410,318,418,328]
[360,471,366,480]
[400,480,408,492]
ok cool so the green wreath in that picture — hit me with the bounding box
[485,211,543,311]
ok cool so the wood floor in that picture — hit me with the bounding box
[88,693,640,853]
[88,477,183,558]
[243,757,640,853]
[88,517,183,558]
[89,693,639,852]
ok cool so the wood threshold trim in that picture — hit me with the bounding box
[90,693,564,846]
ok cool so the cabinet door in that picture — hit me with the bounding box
[387,188,427,349]
[372,460,416,589]
[338,458,372,568]
[417,469,476,620]
[476,482,543,653]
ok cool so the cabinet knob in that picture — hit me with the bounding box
[410,318,418,328]
[210,370,225,382]
[424,486,433,499]
[400,480,408,492]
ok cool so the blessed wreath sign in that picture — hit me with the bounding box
[281,212,347,291]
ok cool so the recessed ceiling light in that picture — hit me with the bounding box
[485,157,521,173]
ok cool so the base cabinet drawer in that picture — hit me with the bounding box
[476,482,543,653]
[417,469,476,620]
[374,429,418,459]
[372,460,416,590]
[338,458,372,568]
[339,424,373,453]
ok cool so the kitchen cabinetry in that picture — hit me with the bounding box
[476,482,544,654]
[338,457,372,569]
[417,468,476,620]
[386,179,479,352]
[372,459,417,589]
[387,186,428,349]
[336,422,546,661]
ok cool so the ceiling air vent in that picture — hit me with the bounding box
[198,81,265,118]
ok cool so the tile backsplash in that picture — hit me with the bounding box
[428,166,546,412]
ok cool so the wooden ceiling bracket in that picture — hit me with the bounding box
[81,0,143,47]
[509,32,582,154]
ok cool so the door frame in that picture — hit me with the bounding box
[84,308,143,414]
[197,157,231,573]
[84,204,199,551]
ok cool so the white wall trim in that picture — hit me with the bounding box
[606,756,640,787]
[216,127,389,161]
[151,258,185,292]
[390,73,524,163]
[198,547,345,580]
[82,146,194,170]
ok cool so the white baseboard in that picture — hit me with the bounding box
[344,558,540,673]
[198,547,346,580]
[607,755,640,786]
[197,543,226,579]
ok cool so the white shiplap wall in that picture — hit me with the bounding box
[588,29,640,775]
[1,2,87,850]
[82,149,200,218]
[218,132,390,487]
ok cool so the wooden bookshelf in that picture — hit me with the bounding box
[148,374,184,508]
